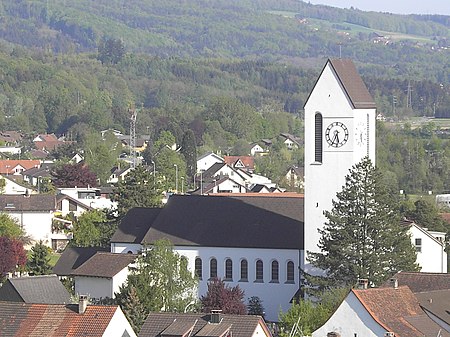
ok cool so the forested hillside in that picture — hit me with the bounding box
[0,0,448,80]
[0,0,448,194]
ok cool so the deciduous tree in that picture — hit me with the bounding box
[0,236,27,281]
[0,213,24,239]
[201,278,246,314]
[51,162,98,188]
[71,209,114,248]
[116,239,198,326]
[308,157,419,288]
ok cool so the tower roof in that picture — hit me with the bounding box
[304,58,376,110]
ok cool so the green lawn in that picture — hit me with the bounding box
[49,252,61,267]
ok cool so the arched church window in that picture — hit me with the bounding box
[255,259,263,282]
[210,258,217,279]
[240,259,248,281]
[195,257,202,280]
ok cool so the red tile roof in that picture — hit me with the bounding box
[0,160,40,174]
[352,286,448,337]
[0,301,119,336]
[140,312,270,337]
[223,156,254,170]
[381,271,450,293]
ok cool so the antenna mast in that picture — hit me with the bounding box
[129,106,137,169]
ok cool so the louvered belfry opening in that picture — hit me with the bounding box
[315,113,323,162]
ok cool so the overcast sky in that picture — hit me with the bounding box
[304,0,450,15]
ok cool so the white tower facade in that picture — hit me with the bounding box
[303,59,376,273]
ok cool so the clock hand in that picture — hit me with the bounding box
[332,130,340,145]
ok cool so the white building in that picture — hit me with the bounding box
[0,194,71,249]
[57,187,116,212]
[303,59,376,273]
[405,219,447,273]
[196,152,224,173]
[71,252,136,300]
[313,285,448,337]
[110,194,304,322]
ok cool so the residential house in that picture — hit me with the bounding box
[70,252,137,300]
[312,285,450,337]
[53,246,109,277]
[56,193,94,217]
[197,162,250,188]
[279,133,301,150]
[0,194,68,249]
[0,275,71,304]
[0,131,23,145]
[33,133,68,152]
[380,271,450,293]
[283,166,304,192]
[0,298,137,337]
[415,289,450,332]
[249,142,265,156]
[107,166,133,184]
[57,186,117,212]
[139,311,272,337]
[403,219,447,273]
[22,162,54,189]
[249,139,272,156]
[250,184,271,193]
[0,146,21,155]
[110,194,304,322]
[196,152,224,173]
[381,272,450,331]
[191,176,248,195]
[224,156,255,173]
[0,159,40,175]
[0,175,33,195]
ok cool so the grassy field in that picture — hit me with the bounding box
[268,13,438,44]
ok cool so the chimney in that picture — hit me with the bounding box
[79,295,88,314]
[357,278,368,290]
[390,278,398,289]
[327,333,341,337]
[210,309,222,324]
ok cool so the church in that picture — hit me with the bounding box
[71,59,446,323]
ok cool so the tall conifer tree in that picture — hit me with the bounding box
[308,157,418,287]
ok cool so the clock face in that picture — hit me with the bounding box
[325,122,349,148]
[355,122,367,146]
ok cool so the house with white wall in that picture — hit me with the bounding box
[71,252,136,300]
[196,152,224,173]
[0,194,69,249]
[0,299,136,337]
[313,285,449,337]
[110,194,304,322]
[57,187,117,211]
[404,219,447,273]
